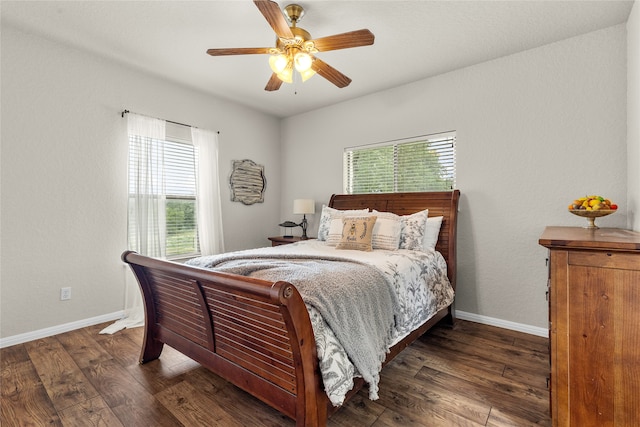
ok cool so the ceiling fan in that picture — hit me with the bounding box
[206,0,375,91]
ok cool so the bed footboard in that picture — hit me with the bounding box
[121,251,328,427]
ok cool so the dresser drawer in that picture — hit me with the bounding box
[568,250,640,271]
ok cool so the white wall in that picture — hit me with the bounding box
[0,25,281,339]
[281,25,628,330]
[628,1,640,231]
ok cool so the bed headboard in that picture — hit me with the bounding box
[328,190,460,290]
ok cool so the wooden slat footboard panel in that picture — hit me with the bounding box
[203,284,297,393]
[146,270,209,348]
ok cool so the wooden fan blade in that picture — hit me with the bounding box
[253,0,294,39]
[265,73,283,91]
[207,47,271,56]
[311,58,351,88]
[311,29,374,52]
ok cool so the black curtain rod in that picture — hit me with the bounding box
[121,109,220,134]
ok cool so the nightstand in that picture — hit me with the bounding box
[268,236,312,246]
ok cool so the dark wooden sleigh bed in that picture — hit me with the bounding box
[121,190,460,426]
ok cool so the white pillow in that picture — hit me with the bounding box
[317,205,369,241]
[399,209,428,251]
[370,211,401,250]
[422,216,443,251]
[326,215,347,246]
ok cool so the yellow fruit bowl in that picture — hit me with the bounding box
[568,209,616,229]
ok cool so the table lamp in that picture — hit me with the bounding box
[293,199,315,239]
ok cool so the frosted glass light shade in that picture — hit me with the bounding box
[294,52,312,72]
[277,66,293,83]
[300,68,316,82]
[293,199,315,215]
[269,54,288,73]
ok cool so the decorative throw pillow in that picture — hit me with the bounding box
[370,210,401,250]
[399,209,428,251]
[317,205,369,241]
[422,216,443,251]
[326,216,347,246]
[336,216,377,251]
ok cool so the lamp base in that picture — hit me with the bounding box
[300,215,308,239]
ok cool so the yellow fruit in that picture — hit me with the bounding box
[589,199,599,207]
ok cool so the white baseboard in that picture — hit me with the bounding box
[455,310,548,338]
[0,311,124,349]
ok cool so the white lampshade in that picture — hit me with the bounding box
[293,199,315,215]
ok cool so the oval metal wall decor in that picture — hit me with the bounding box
[229,159,266,205]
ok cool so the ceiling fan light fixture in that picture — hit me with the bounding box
[269,53,289,74]
[277,63,294,83]
[207,1,374,91]
[300,68,316,82]
[293,51,312,72]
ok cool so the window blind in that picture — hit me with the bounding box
[128,135,199,258]
[344,133,456,194]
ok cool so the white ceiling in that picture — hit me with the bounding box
[1,1,634,118]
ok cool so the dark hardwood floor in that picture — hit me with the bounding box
[1,319,550,426]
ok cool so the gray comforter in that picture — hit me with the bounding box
[186,253,400,398]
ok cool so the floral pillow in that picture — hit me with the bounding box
[317,205,369,241]
[399,209,428,251]
[336,216,377,251]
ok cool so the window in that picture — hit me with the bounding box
[128,129,200,259]
[343,132,456,194]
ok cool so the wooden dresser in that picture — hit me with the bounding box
[539,226,640,426]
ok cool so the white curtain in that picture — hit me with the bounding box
[101,113,166,334]
[127,114,167,258]
[191,127,225,255]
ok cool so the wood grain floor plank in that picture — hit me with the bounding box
[23,337,99,411]
[186,367,291,427]
[58,395,124,427]
[155,380,242,426]
[327,393,385,427]
[56,328,113,370]
[0,320,551,426]
[416,345,548,402]
[1,360,62,426]
[486,406,552,427]
[416,365,550,425]
[110,390,183,426]
[375,366,491,425]
[93,330,144,368]
[503,363,549,390]
[0,344,30,368]
[372,405,485,427]
[81,358,157,408]
[426,331,549,372]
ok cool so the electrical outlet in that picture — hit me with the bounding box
[60,287,71,301]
